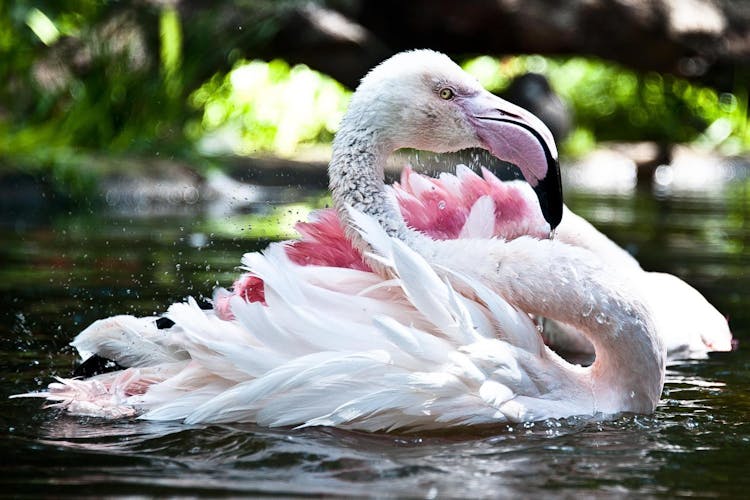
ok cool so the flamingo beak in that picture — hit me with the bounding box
[466,91,563,230]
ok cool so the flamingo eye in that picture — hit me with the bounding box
[439,88,455,100]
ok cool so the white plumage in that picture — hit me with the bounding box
[19,214,604,431]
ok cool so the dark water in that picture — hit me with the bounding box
[2,167,750,497]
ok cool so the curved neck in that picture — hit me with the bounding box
[431,237,665,413]
[329,122,425,258]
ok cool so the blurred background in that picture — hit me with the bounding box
[1,0,749,202]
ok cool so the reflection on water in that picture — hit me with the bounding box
[1,162,750,497]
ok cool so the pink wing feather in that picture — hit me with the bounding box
[217,166,548,320]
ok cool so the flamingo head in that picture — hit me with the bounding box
[348,49,563,229]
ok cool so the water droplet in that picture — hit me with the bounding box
[582,302,594,318]
[189,233,207,248]
[595,312,608,324]
[437,200,446,210]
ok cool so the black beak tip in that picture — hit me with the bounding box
[533,159,564,231]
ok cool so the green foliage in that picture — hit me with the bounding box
[186,54,750,159]
[187,59,351,156]
[0,2,188,172]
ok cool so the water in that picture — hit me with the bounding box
[2,169,750,497]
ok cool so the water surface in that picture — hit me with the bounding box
[2,165,749,497]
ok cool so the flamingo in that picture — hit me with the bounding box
[15,50,670,431]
